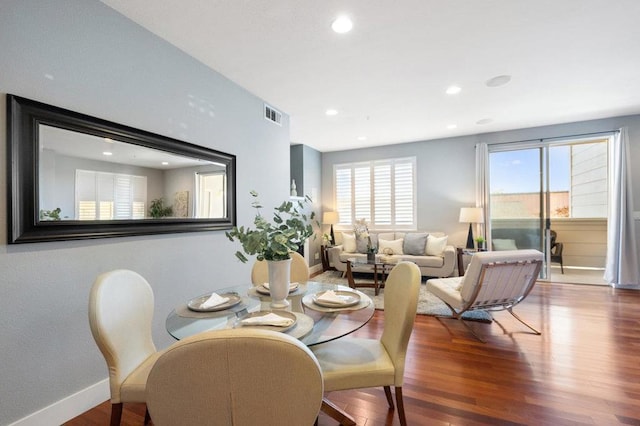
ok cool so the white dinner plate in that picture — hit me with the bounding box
[312,290,361,308]
[187,292,242,312]
[255,282,299,295]
[235,310,297,333]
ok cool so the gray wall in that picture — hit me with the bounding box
[322,115,640,250]
[0,1,292,424]
[289,144,323,267]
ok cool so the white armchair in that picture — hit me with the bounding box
[426,249,543,342]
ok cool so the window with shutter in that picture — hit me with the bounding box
[333,157,416,229]
[75,170,148,220]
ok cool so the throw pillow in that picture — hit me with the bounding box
[493,238,518,251]
[403,232,428,256]
[342,232,357,253]
[356,233,378,253]
[378,238,404,255]
[425,235,448,256]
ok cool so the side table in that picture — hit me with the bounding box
[456,247,477,276]
[321,245,335,272]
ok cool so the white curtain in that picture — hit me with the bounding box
[604,127,640,287]
[475,143,489,240]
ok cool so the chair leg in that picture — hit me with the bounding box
[110,403,123,426]
[144,407,151,425]
[507,308,541,335]
[395,386,407,426]
[383,385,394,409]
[560,261,564,274]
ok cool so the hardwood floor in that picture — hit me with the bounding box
[65,282,640,426]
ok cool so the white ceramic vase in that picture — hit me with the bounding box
[267,258,291,309]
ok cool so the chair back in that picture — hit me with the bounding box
[381,261,421,384]
[460,250,543,309]
[89,269,157,401]
[251,251,309,285]
[146,329,323,426]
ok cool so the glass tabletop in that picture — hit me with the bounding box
[165,281,375,346]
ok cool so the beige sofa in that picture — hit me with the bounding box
[327,231,455,278]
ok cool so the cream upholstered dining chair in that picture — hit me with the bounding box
[310,261,421,426]
[426,249,543,342]
[89,269,161,426]
[251,250,309,285]
[145,328,324,426]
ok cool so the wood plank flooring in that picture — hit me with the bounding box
[65,282,640,425]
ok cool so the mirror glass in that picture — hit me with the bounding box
[38,125,228,221]
[8,94,236,243]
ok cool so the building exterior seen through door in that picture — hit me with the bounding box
[487,138,609,283]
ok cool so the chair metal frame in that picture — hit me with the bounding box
[437,258,542,342]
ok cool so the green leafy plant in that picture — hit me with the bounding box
[226,190,317,263]
[149,198,173,218]
[40,207,63,221]
[475,236,486,244]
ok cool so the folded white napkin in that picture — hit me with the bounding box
[317,290,350,305]
[241,312,295,327]
[200,292,230,309]
[262,282,298,290]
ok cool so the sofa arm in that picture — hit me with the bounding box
[441,245,456,277]
[327,245,344,269]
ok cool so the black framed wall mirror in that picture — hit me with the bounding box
[7,94,237,244]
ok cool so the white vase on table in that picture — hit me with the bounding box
[267,258,291,309]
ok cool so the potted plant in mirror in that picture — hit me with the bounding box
[149,198,173,218]
[475,236,486,251]
[226,190,317,308]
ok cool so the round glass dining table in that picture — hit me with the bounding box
[165,281,375,347]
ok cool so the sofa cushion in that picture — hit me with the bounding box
[401,254,444,268]
[426,235,448,255]
[403,232,428,256]
[356,233,378,253]
[342,232,357,253]
[378,238,404,255]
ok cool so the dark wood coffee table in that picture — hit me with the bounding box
[343,257,394,295]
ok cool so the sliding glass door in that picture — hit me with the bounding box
[487,137,609,282]
[488,147,549,278]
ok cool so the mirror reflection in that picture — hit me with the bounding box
[38,125,227,221]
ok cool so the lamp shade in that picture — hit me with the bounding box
[323,211,339,225]
[459,207,483,224]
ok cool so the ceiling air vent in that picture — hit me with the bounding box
[264,104,282,126]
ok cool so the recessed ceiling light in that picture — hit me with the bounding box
[331,16,353,33]
[357,136,367,141]
[447,124,457,129]
[162,161,169,166]
[476,118,493,125]
[446,85,461,95]
[102,151,113,156]
[325,109,338,116]
[486,75,511,87]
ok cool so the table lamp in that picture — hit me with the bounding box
[323,211,339,246]
[459,207,484,249]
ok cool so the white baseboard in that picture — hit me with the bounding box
[9,379,109,426]
[309,264,323,275]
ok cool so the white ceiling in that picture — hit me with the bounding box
[101,0,640,152]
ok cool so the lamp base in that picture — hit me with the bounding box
[466,223,474,249]
[330,224,336,246]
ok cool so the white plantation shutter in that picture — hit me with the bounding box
[353,165,371,222]
[334,157,416,229]
[75,170,147,220]
[394,160,414,225]
[335,166,352,226]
